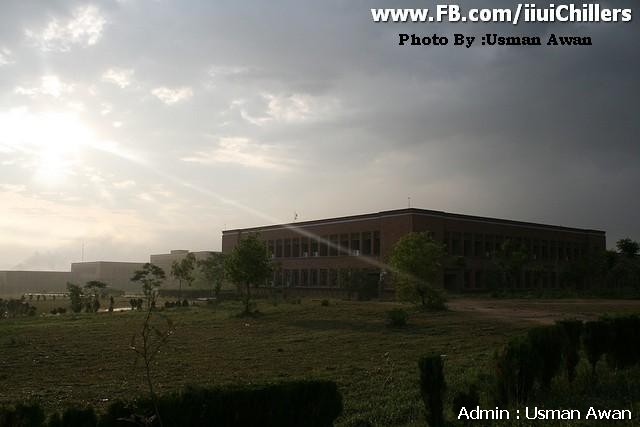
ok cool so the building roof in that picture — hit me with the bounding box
[222,208,605,235]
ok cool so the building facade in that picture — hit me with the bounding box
[221,208,606,293]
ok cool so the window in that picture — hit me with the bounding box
[474,234,483,257]
[310,269,318,286]
[267,240,275,258]
[292,238,299,258]
[301,269,309,286]
[311,239,319,256]
[351,233,360,255]
[284,239,291,258]
[291,270,299,287]
[340,234,349,255]
[275,239,283,258]
[319,236,328,256]
[329,235,338,256]
[319,269,328,287]
[373,231,381,255]
[463,233,472,256]
[329,269,338,287]
[362,232,372,255]
[301,238,309,257]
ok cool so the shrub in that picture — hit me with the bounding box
[0,402,46,427]
[606,315,640,369]
[98,381,342,427]
[182,299,189,307]
[452,384,480,423]
[526,325,564,389]
[583,320,610,375]
[61,407,97,427]
[556,319,583,382]
[418,354,445,427]
[386,308,408,328]
[320,299,330,307]
[424,287,447,311]
[494,336,537,405]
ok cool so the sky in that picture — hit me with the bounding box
[0,0,638,270]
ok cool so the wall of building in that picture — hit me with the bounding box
[222,208,606,293]
[0,270,72,296]
[70,261,146,293]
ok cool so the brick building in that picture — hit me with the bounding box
[221,208,606,293]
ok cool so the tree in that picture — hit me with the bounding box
[84,280,107,313]
[224,234,274,314]
[129,264,173,427]
[494,239,529,288]
[171,253,196,301]
[198,252,226,299]
[388,232,446,308]
[66,283,84,314]
[617,238,640,258]
[131,263,166,309]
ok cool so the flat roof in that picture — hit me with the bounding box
[222,208,605,236]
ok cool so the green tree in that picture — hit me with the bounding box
[129,264,173,427]
[131,263,166,308]
[84,280,107,313]
[198,252,226,299]
[170,252,196,301]
[66,282,83,313]
[388,232,446,308]
[224,234,273,314]
[494,239,529,288]
[617,238,640,258]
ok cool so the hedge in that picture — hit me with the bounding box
[0,380,342,427]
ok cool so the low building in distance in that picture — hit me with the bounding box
[222,208,605,293]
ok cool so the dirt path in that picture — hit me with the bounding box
[448,298,640,325]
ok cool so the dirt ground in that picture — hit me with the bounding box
[448,298,640,324]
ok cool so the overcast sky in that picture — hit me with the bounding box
[0,0,638,270]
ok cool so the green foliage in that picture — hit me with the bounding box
[66,283,84,314]
[494,336,537,405]
[198,253,226,299]
[526,325,564,389]
[555,319,583,382]
[582,319,611,374]
[418,354,445,427]
[224,234,273,314]
[452,384,480,423]
[131,263,166,302]
[493,239,529,287]
[616,238,640,257]
[339,269,379,301]
[95,381,342,427]
[0,299,37,319]
[320,299,330,307]
[385,308,408,328]
[0,402,46,427]
[171,253,196,300]
[605,315,640,369]
[388,232,445,308]
[60,407,97,427]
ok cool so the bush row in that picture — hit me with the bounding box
[0,380,342,427]
[495,314,640,404]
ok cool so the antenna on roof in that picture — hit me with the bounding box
[293,212,299,222]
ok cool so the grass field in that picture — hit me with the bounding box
[2,297,640,426]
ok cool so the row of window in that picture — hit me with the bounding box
[266,231,381,259]
[271,268,380,288]
[443,232,589,261]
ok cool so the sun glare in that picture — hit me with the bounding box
[0,108,95,185]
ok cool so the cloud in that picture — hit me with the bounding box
[181,137,296,171]
[151,86,193,105]
[113,180,136,189]
[14,75,74,98]
[232,93,340,126]
[25,5,106,52]
[0,47,14,66]
[102,68,134,88]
